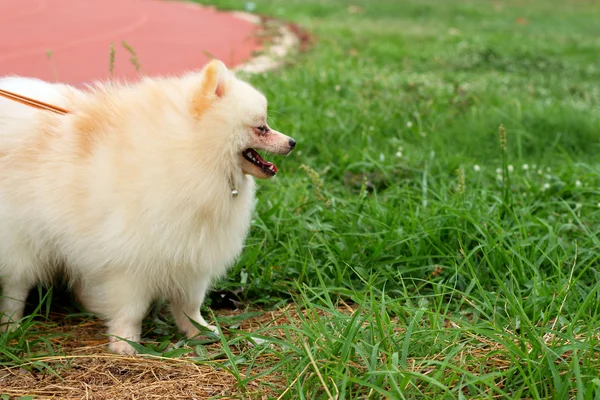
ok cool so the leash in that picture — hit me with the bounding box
[0,88,70,115]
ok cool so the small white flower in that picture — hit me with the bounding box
[538,169,543,175]
[542,183,550,191]
[597,203,600,208]
[379,153,385,162]
[575,203,582,210]
[245,1,256,11]
[496,168,502,174]
[522,164,529,170]
[406,121,413,128]
[508,165,514,173]
[473,164,481,172]
[575,180,582,188]
[396,151,403,158]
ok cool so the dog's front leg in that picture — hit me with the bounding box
[170,278,218,338]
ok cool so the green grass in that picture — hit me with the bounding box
[3,0,600,398]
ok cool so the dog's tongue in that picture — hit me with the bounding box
[254,150,277,173]
[243,148,278,175]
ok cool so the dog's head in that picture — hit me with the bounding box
[189,60,295,179]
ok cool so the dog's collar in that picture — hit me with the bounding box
[230,175,238,198]
[229,171,244,199]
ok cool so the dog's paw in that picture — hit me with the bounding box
[186,323,219,339]
[108,340,137,355]
[205,324,219,334]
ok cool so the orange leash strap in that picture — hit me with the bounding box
[0,88,70,115]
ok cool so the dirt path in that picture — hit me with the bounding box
[0,0,263,86]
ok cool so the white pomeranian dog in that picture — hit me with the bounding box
[0,60,295,354]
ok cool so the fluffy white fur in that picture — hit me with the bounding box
[0,60,295,354]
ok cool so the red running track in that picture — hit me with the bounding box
[0,0,261,86]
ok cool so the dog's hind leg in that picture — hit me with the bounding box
[0,243,41,330]
[0,276,34,329]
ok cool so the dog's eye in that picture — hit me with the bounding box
[256,125,268,135]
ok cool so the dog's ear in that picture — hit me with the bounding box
[191,59,231,118]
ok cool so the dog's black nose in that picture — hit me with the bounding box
[289,138,296,150]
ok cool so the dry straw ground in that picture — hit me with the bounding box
[2,303,592,399]
[1,309,288,399]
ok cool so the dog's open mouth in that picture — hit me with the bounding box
[242,148,277,179]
